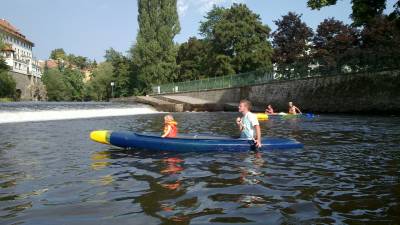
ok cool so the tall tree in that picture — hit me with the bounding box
[50,48,67,60]
[63,68,85,101]
[351,0,386,26]
[360,16,400,70]
[0,38,15,98]
[198,4,273,76]
[313,18,360,73]
[199,6,226,40]
[85,62,114,101]
[67,54,89,69]
[308,0,389,26]
[131,0,181,92]
[0,38,10,71]
[272,12,313,78]
[105,48,132,97]
[41,68,70,101]
[176,37,210,81]
[213,4,273,74]
[0,71,16,98]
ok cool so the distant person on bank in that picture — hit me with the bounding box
[288,102,302,115]
[236,100,262,148]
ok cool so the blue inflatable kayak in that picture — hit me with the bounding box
[90,130,303,152]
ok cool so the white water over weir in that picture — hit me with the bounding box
[0,105,159,124]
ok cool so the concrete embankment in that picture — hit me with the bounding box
[154,71,400,113]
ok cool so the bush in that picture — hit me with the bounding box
[0,71,16,98]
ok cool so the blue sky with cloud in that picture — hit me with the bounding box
[1,0,397,62]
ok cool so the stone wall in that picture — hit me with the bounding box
[9,71,46,101]
[159,71,400,113]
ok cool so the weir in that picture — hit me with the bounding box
[0,104,159,124]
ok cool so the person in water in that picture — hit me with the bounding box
[236,100,262,148]
[265,104,274,114]
[161,114,178,138]
[288,102,302,115]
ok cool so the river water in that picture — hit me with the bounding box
[0,102,399,224]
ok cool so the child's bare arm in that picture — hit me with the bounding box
[161,125,171,138]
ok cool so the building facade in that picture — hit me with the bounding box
[0,19,45,100]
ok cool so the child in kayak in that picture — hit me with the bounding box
[265,104,275,114]
[161,114,178,138]
[288,102,302,115]
[236,100,262,148]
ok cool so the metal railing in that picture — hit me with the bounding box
[152,62,400,95]
[152,70,274,94]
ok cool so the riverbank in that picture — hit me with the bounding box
[149,70,400,114]
[0,98,13,102]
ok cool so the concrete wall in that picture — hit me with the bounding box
[159,71,400,113]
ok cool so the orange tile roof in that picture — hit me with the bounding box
[0,19,34,46]
[45,59,59,69]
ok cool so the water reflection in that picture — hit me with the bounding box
[90,151,111,171]
[1,111,400,224]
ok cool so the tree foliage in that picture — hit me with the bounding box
[351,0,386,26]
[131,0,181,91]
[0,38,15,98]
[0,71,16,98]
[308,0,392,26]
[199,6,226,40]
[176,37,210,81]
[272,12,313,78]
[195,4,273,77]
[50,48,67,60]
[63,67,85,100]
[313,18,360,73]
[67,54,89,69]
[359,16,400,69]
[105,48,132,97]
[41,68,70,101]
[85,62,114,101]
[307,0,337,9]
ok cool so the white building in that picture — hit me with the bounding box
[0,19,42,81]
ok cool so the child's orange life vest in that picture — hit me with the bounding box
[164,120,178,138]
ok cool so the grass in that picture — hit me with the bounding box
[0,98,14,102]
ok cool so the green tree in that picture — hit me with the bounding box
[272,12,313,78]
[176,37,210,81]
[63,67,85,101]
[313,18,360,74]
[105,48,132,97]
[41,68,70,101]
[67,54,89,69]
[85,62,113,101]
[199,4,273,76]
[0,71,16,98]
[308,0,388,26]
[131,0,181,92]
[0,38,10,71]
[199,6,226,40]
[50,48,67,60]
[0,38,15,98]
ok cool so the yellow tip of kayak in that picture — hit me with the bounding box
[90,130,110,144]
[256,113,269,120]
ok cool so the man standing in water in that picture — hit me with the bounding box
[236,100,262,148]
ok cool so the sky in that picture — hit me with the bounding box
[1,0,397,62]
